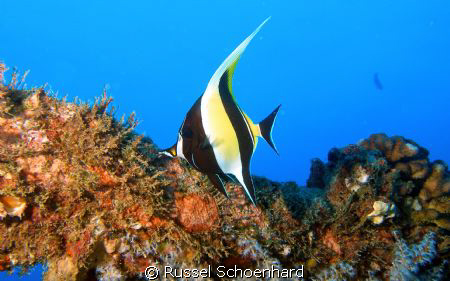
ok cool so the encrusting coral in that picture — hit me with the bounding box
[367,201,396,225]
[0,63,449,280]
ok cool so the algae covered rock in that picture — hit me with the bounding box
[303,133,449,280]
[0,65,314,280]
[0,64,448,280]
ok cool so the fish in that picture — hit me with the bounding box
[374,72,383,90]
[161,17,280,205]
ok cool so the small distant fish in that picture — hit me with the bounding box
[161,17,280,204]
[374,72,383,90]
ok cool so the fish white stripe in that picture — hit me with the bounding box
[191,154,199,170]
[176,134,186,160]
[233,167,255,205]
[177,117,187,160]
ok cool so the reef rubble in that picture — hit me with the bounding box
[0,63,449,280]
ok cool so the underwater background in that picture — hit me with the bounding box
[1,0,449,280]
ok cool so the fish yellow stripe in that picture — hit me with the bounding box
[201,88,240,173]
[243,112,260,150]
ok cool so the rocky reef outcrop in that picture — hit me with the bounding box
[0,63,448,280]
[307,133,449,279]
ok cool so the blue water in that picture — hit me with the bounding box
[1,1,450,280]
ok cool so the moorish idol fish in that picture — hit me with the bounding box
[161,17,280,204]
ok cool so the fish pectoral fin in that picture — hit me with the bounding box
[200,137,222,150]
[200,137,212,150]
[207,173,229,199]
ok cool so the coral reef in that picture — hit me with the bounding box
[312,262,356,281]
[0,63,449,280]
[389,231,446,281]
[304,133,449,279]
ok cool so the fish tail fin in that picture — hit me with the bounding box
[257,104,281,155]
[206,17,271,95]
[159,143,177,158]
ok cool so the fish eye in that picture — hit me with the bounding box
[181,126,193,138]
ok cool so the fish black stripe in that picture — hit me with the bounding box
[240,109,255,146]
[182,96,223,174]
[218,70,255,201]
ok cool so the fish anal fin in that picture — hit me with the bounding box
[232,169,256,205]
[207,173,229,199]
[258,104,281,155]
